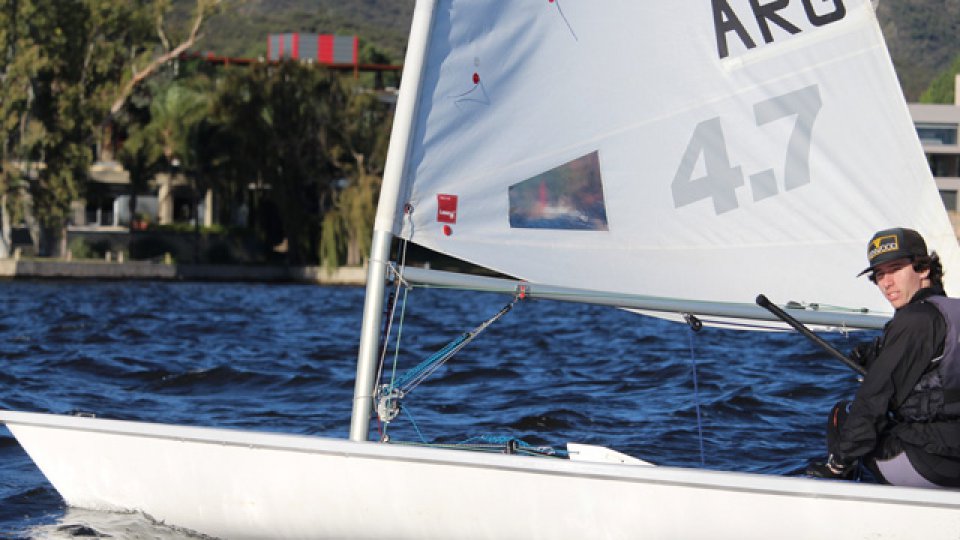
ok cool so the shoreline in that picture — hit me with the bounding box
[0,258,366,285]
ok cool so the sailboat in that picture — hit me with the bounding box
[5,0,960,537]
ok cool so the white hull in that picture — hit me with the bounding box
[4,410,960,539]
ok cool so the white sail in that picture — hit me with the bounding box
[384,0,960,320]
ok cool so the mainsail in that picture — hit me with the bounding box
[378,0,960,320]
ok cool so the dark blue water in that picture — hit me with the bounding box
[0,280,869,538]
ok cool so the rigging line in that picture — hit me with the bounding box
[401,405,428,444]
[375,211,413,392]
[377,281,411,441]
[375,289,398,381]
[397,334,470,393]
[388,434,567,457]
[375,230,413,441]
[550,0,578,41]
[386,439,567,458]
[683,314,706,468]
[394,297,520,395]
[389,286,411,390]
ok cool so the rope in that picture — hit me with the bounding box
[401,405,428,444]
[374,296,519,434]
[374,237,411,399]
[387,435,566,458]
[372,213,523,434]
[392,298,517,395]
[686,322,706,467]
[375,224,412,441]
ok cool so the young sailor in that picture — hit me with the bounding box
[807,227,960,487]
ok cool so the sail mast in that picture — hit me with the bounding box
[349,0,439,442]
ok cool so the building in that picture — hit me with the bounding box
[909,90,960,235]
[71,162,207,230]
[266,33,359,65]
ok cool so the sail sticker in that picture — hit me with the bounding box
[712,0,847,59]
[437,194,458,224]
[508,151,608,231]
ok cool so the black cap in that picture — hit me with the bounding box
[857,227,928,277]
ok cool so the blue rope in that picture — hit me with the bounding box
[460,434,523,446]
[688,328,706,467]
[401,406,428,444]
[458,435,567,457]
[387,297,518,396]
[393,333,469,390]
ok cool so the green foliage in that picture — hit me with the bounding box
[155,222,227,234]
[320,173,379,269]
[875,0,960,100]
[920,53,960,104]
[0,0,158,253]
[68,237,110,259]
[317,80,391,269]
[135,78,214,173]
[212,61,346,264]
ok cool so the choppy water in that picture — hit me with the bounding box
[0,280,870,538]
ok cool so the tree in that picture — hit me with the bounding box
[0,0,221,257]
[16,0,162,254]
[0,0,40,256]
[319,81,392,268]
[114,80,164,229]
[108,0,221,117]
[320,172,378,268]
[145,78,211,168]
[920,53,960,104]
[213,61,346,264]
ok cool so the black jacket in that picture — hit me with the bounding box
[835,286,960,486]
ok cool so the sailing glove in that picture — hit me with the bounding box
[849,337,881,369]
[805,454,856,480]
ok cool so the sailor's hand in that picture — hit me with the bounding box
[805,454,856,480]
[849,338,880,368]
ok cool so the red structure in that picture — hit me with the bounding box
[267,33,359,65]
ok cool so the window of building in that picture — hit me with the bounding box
[940,190,958,212]
[916,123,958,145]
[928,154,960,177]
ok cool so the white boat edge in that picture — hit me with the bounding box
[3,409,960,539]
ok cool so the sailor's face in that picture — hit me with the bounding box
[872,258,927,309]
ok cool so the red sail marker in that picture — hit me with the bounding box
[437,194,458,224]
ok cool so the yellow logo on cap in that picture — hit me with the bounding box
[868,234,899,261]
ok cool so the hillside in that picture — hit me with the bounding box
[172,0,415,62]
[876,0,960,100]
[183,0,959,101]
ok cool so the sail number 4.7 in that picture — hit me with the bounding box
[671,85,822,215]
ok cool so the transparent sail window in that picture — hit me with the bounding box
[508,151,609,231]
